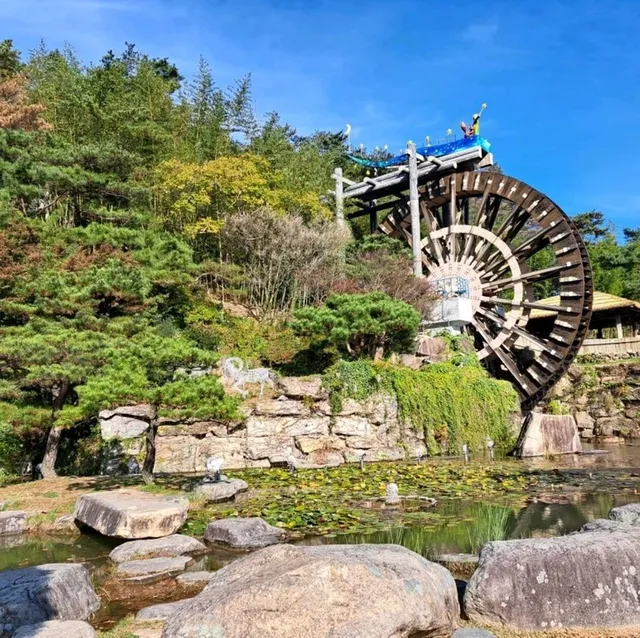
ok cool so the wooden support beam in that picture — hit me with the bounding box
[616,314,624,339]
[477,152,494,168]
[334,168,344,227]
[342,146,484,200]
[408,142,423,277]
[347,196,408,219]
[369,200,378,234]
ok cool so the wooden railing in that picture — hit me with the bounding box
[579,336,640,355]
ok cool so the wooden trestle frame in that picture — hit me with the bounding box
[334,143,593,409]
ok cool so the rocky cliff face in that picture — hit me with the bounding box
[546,362,640,442]
[99,377,429,474]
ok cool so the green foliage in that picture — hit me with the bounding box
[385,364,519,454]
[322,360,382,414]
[0,420,23,475]
[547,399,570,415]
[155,375,239,421]
[185,303,304,367]
[293,293,421,359]
[0,40,21,79]
[322,360,519,454]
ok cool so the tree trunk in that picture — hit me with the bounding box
[142,405,159,485]
[40,380,69,479]
[40,425,62,479]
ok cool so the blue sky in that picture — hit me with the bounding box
[2,0,639,231]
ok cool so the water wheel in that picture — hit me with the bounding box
[377,169,593,409]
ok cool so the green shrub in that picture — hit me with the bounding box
[155,375,240,421]
[0,421,24,475]
[293,292,420,359]
[322,360,520,454]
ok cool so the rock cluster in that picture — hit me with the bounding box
[99,404,153,474]
[150,377,427,472]
[547,362,640,441]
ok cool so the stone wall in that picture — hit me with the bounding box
[99,377,428,474]
[546,361,640,442]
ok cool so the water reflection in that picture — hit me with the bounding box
[320,490,637,559]
[0,532,119,571]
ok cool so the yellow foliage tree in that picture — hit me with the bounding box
[154,153,331,238]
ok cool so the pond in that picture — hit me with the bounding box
[3,443,640,630]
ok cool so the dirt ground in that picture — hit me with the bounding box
[0,476,179,531]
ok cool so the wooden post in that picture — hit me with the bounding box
[369,200,377,234]
[616,314,624,340]
[334,167,345,227]
[408,142,423,277]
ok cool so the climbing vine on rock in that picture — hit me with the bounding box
[322,360,519,454]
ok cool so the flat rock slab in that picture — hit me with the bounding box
[192,479,248,503]
[0,510,27,536]
[162,543,459,638]
[176,571,217,586]
[204,517,286,549]
[110,534,205,564]
[0,563,100,633]
[136,599,191,622]
[14,620,96,637]
[117,556,192,583]
[610,503,640,525]
[465,529,640,630]
[74,490,188,539]
[452,630,496,638]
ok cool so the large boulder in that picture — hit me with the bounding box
[0,564,100,634]
[109,534,205,563]
[516,412,581,457]
[162,544,459,638]
[13,620,96,638]
[464,530,640,630]
[0,510,27,536]
[204,517,285,549]
[74,490,188,539]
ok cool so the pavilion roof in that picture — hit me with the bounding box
[529,291,640,320]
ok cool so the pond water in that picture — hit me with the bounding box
[4,442,640,629]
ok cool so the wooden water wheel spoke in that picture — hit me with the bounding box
[376,168,592,409]
[482,263,574,293]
